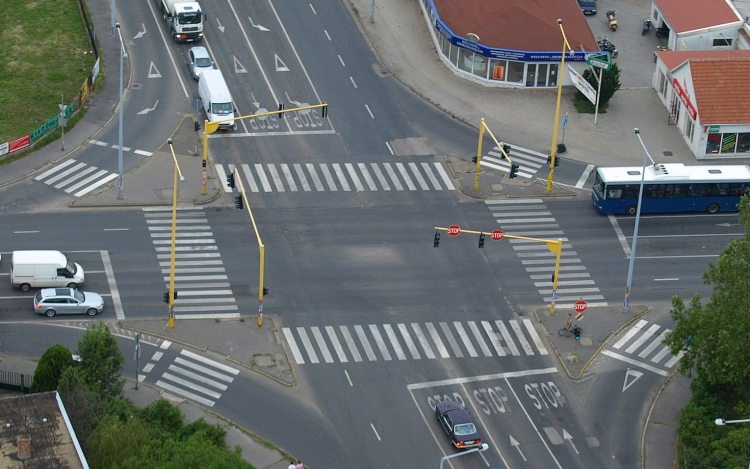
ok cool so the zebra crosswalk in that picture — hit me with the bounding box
[143,207,239,319]
[480,145,548,179]
[33,158,119,197]
[139,341,240,408]
[282,318,548,365]
[602,319,684,376]
[485,199,608,309]
[215,161,455,193]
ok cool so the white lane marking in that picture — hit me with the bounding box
[152,351,165,360]
[575,164,595,188]
[385,141,394,155]
[56,166,97,188]
[134,149,153,156]
[396,163,416,190]
[44,162,87,184]
[408,163,430,190]
[241,164,260,192]
[638,329,670,358]
[365,104,374,119]
[101,250,125,320]
[283,328,305,364]
[179,350,240,375]
[382,163,403,190]
[159,341,172,350]
[339,326,362,362]
[496,321,520,356]
[421,162,442,190]
[296,327,319,363]
[523,319,548,355]
[651,345,672,363]
[602,350,668,376]
[425,323,450,358]
[383,324,407,360]
[306,163,325,191]
[368,324,392,360]
[625,323,661,354]
[319,164,338,191]
[281,164,298,191]
[142,363,155,373]
[636,254,720,259]
[355,325,377,361]
[254,164,273,191]
[434,162,455,190]
[173,357,236,382]
[309,3,316,14]
[338,54,345,66]
[326,326,348,362]
[324,30,331,41]
[411,323,435,359]
[332,163,351,191]
[168,365,228,390]
[358,163,378,191]
[74,173,118,197]
[370,163,390,190]
[613,319,648,349]
[350,76,357,88]
[345,163,365,191]
[293,164,311,191]
[156,380,215,407]
[664,350,685,368]
[453,322,478,357]
[311,327,334,363]
[509,320,534,355]
[371,423,381,441]
[609,214,631,256]
[267,164,286,192]
[406,367,558,389]
[439,322,463,357]
[345,369,353,386]
[397,323,421,359]
[89,140,108,146]
[482,321,506,356]
[468,321,492,357]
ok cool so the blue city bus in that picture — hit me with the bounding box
[591,163,750,215]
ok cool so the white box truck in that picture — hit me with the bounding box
[10,251,85,292]
[198,69,237,130]
[160,0,204,43]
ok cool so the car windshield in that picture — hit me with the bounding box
[212,102,233,115]
[66,261,77,275]
[195,57,211,67]
[454,423,477,435]
[73,290,85,302]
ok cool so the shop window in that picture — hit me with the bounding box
[537,64,548,87]
[737,133,750,153]
[470,55,488,78]
[507,61,524,84]
[683,118,694,141]
[489,59,507,81]
[548,64,558,87]
[712,38,732,47]
[525,64,536,87]
[721,133,737,153]
[449,43,460,67]
[441,35,451,58]
[658,71,667,98]
[706,133,721,154]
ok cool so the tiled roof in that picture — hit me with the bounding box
[690,57,750,124]
[654,0,741,32]
[658,50,750,70]
[432,0,599,53]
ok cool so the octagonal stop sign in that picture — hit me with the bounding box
[574,300,588,314]
[447,225,461,237]
[491,229,504,241]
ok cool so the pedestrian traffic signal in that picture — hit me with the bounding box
[478,233,485,249]
[547,155,552,165]
[509,163,520,179]
[234,195,244,210]
[263,287,269,296]
[227,173,236,189]
[433,232,440,247]
[573,325,581,340]
[321,103,328,119]
[278,103,285,118]
[551,274,555,283]
[503,144,511,158]
[555,156,560,167]
[472,156,477,163]
[163,291,169,303]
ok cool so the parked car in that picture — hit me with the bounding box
[188,46,214,80]
[435,401,482,449]
[578,0,597,15]
[34,288,104,317]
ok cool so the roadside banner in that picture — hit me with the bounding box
[0,142,8,157]
[568,65,597,105]
[9,135,30,154]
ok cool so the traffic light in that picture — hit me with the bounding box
[573,325,581,340]
[433,232,440,248]
[227,173,235,189]
[555,156,560,167]
[321,103,328,119]
[503,144,511,158]
[509,163,520,179]
[472,156,477,163]
[278,103,285,118]
[478,233,485,249]
[235,195,244,210]
[547,155,552,165]
[263,287,269,296]
[163,291,169,303]
[551,274,555,283]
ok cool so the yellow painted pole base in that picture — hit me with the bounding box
[257,313,263,327]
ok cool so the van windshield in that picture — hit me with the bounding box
[211,102,233,115]
[67,262,77,275]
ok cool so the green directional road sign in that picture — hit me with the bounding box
[586,54,611,71]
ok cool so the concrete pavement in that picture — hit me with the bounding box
[0,0,715,466]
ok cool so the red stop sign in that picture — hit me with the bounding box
[448,225,461,237]
[491,230,504,241]
[573,300,588,313]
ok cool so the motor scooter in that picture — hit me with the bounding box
[655,26,669,38]
[642,19,651,35]
[606,11,618,31]
[597,37,619,58]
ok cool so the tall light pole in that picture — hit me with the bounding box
[714,418,750,469]
[624,128,655,313]
[167,139,185,329]
[546,19,572,193]
[115,24,127,200]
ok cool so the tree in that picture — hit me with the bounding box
[86,413,150,469]
[76,321,125,399]
[58,366,102,455]
[30,343,74,393]
[573,62,621,112]
[664,196,750,388]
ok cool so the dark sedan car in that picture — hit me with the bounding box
[578,0,597,14]
[435,401,482,449]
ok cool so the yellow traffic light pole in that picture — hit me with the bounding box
[473,118,517,191]
[201,104,329,194]
[166,139,185,329]
[546,19,572,193]
[434,226,563,315]
[231,167,266,326]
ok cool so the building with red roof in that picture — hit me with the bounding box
[649,0,743,50]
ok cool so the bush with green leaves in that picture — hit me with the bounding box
[573,62,621,113]
[30,343,74,393]
[75,321,125,399]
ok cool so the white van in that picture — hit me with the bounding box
[10,250,85,292]
[198,69,236,130]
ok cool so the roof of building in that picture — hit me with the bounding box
[654,0,741,32]
[658,51,750,124]
[432,0,599,53]
[0,392,87,469]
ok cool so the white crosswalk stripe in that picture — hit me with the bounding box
[603,320,684,375]
[485,199,609,309]
[217,162,455,194]
[33,159,121,197]
[143,207,239,319]
[147,349,239,407]
[480,144,548,179]
[282,319,548,364]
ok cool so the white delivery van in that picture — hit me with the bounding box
[198,69,236,130]
[10,250,85,292]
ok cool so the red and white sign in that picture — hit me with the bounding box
[447,225,461,237]
[573,300,588,313]
[491,230,504,241]
[672,78,698,121]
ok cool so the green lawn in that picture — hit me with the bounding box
[0,0,95,143]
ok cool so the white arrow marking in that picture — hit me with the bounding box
[284,92,302,107]
[509,435,527,461]
[233,56,247,73]
[148,62,162,78]
[250,93,261,109]
[563,429,579,454]
[275,55,289,72]
[622,368,643,392]
[216,18,225,33]
[133,23,146,39]
[717,223,740,227]
[248,16,269,31]
[137,100,159,115]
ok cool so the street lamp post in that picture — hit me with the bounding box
[439,443,489,469]
[167,139,185,329]
[115,24,127,200]
[546,19,572,193]
[714,418,750,469]
[624,128,656,313]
